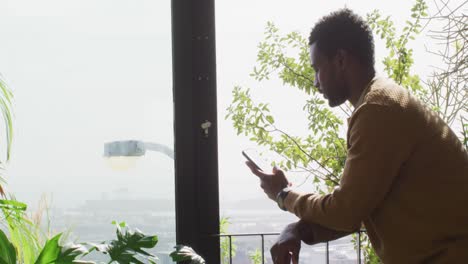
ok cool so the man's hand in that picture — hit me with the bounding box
[245,161,289,201]
[270,222,301,264]
[270,220,352,264]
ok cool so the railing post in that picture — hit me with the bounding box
[358,231,361,264]
[229,235,233,264]
[326,241,329,264]
[261,234,265,264]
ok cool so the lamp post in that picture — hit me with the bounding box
[103,139,174,171]
[104,140,174,159]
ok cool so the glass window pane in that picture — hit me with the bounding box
[1,1,174,262]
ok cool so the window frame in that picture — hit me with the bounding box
[172,0,220,262]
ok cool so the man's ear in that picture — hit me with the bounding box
[335,49,348,70]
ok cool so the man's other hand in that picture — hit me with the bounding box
[271,222,301,264]
[245,161,289,201]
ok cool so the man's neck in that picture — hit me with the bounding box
[349,73,375,108]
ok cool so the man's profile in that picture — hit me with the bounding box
[246,8,468,264]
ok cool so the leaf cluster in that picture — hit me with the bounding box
[226,25,348,189]
[366,0,428,93]
[0,220,159,264]
[170,246,205,264]
[88,221,159,264]
[219,217,236,264]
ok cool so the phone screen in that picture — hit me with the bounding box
[242,149,272,172]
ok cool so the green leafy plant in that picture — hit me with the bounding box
[0,76,47,264]
[1,196,52,264]
[0,230,87,264]
[367,0,428,93]
[87,221,159,264]
[248,249,262,264]
[34,234,86,264]
[170,245,205,264]
[0,76,46,263]
[0,76,13,197]
[219,217,236,264]
[0,77,13,167]
[0,228,17,264]
[0,221,160,264]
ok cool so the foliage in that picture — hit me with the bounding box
[0,76,14,196]
[34,234,82,264]
[0,228,16,264]
[0,221,159,264]
[226,27,345,192]
[170,245,205,264]
[87,221,159,264]
[351,232,380,264]
[367,0,428,93]
[248,249,262,264]
[0,230,87,264]
[0,76,46,263]
[219,217,236,264]
[0,78,13,163]
[1,195,43,263]
[226,0,466,263]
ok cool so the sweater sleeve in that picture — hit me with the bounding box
[283,104,413,232]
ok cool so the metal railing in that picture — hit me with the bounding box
[217,231,365,264]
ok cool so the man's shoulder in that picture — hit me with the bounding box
[348,77,419,129]
[349,78,410,125]
[363,77,411,108]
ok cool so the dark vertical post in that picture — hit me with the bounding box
[358,232,362,263]
[229,236,233,264]
[172,0,220,263]
[326,242,330,264]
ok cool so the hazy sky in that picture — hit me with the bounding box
[0,0,454,213]
[1,0,174,207]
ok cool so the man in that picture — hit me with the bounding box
[246,8,468,264]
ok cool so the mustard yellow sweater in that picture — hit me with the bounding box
[284,77,468,263]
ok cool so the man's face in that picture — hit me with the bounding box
[309,43,348,107]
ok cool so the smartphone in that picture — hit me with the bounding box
[242,149,271,172]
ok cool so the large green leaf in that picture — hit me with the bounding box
[88,223,158,264]
[34,233,62,264]
[170,245,205,264]
[0,199,27,211]
[56,244,88,264]
[123,228,158,251]
[2,200,42,264]
[0,229,17,264]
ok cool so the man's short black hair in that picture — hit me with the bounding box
[309,8,375,73]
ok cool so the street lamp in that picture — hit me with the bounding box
[103,140,174,170]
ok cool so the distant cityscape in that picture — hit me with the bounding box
[45,197,362,263]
